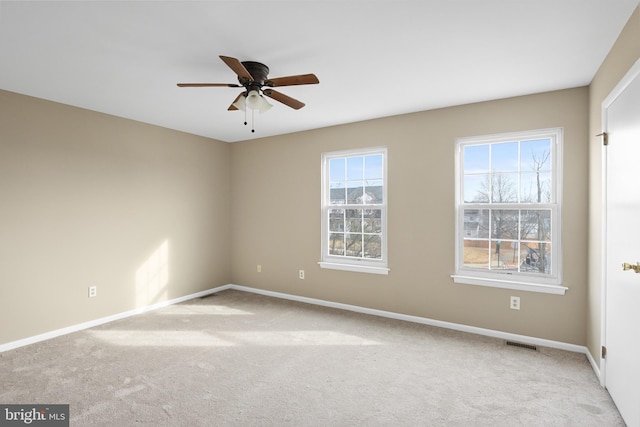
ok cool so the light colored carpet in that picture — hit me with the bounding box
[0,289,623,426]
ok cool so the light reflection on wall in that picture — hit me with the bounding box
[135,240,169,307]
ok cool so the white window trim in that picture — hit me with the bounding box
[318,261,390,275]
[319,147,389,275]
[452,128,566,295]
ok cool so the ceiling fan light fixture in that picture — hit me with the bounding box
[232,90,272,113]
[246,90,272,113]
[232,95,246,111]
[257,97,273,114]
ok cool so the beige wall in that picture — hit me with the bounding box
[587,6,640,364]
[231,87,589,345]
[6,4,637,348]
[0,90,232,344]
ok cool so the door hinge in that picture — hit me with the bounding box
[602,345,607,359]
[597,132,608,146]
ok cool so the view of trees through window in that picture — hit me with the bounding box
[462,137,554,275]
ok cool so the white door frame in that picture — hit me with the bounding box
[600,57,640,387]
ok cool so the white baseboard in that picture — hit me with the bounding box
[1,283,600,383]
[585,348,604,386]
[0,285,232,353]
[227,284,590,355]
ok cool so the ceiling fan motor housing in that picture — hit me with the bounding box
[240,61,270,91]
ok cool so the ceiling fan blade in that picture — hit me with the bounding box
[177,83,241,87]
[219,55,253,81]
[263,89,305,110]
[228,93,243,111]
[265,74,319,87]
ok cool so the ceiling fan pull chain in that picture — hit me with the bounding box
[251,109,255,133]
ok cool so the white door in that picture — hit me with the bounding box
[604,59,640,427]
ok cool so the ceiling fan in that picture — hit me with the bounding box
[177,55,319,113]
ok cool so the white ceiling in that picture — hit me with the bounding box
[1,1,638,143]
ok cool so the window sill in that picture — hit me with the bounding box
[319,262,389,275]
[451,275,567,295]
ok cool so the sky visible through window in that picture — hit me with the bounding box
[463,138,551,204]
[330,154,383,190]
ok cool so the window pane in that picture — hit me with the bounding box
[330,182,346,204]
[491,240,518,271]
[520,172,551,203]
[345,209,362,232]
[520,242,551,274]
[345,234,362,257]
[491,209,518,240]
[491,142,518,172]
[463,239,489,269]
[347,182,364,204]
[492,240,519,271]
[463,175,489,203]
[363,209,382,233]
[365,180,383,204]
[329,158,345,181]
[463,144,489,174]
[329,209,345,232]
[463,209,490,238]
[329,233,345,256]
[520,139,551,173]
[364,235,381,259]
[347,156,363,181]
[520,210,551,242]
[365,154,383,180]
[490,174,518,203]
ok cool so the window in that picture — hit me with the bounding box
[319,147,389,275]
[453,129,566,295]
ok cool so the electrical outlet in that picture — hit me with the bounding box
[510,296,520,310]
[299,270,305,280]
[257,264,262,273]
[88,286,97,298]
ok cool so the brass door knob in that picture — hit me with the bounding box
[622,262,640,273]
